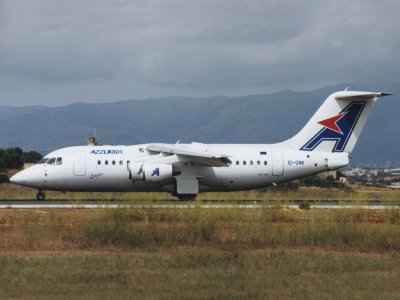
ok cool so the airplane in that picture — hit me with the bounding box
[10,90,391,201]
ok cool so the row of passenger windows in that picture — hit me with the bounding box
[96,160,268,167]
[97,160,125,166]
[37,158,267,167]
[37,157,63,165]
[236,160,268,166]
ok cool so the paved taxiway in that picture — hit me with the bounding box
[0,200,399,210]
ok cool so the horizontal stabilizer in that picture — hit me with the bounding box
[335,92,392,101]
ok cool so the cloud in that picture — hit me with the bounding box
[0,0,399,106]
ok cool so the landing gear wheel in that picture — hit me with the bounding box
[36,191,45,201]
[177,194,197,202]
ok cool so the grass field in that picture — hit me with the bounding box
[2,249,400,299]
[1,181,400,299]
[0,207,400,299]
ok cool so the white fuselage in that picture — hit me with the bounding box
[12,143,344,193]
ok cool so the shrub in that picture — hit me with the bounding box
[298,201,310,210]
[0,173,9,183]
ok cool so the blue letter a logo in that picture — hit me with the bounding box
[300,102,366,152]
[151,168,160,177]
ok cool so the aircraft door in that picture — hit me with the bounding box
[272,151,284,176]
[73,151,86,176]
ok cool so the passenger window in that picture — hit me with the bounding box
[119,160,123,165]
[264,161,268,165]
[47,158,56,165]
[250,161,253,166]
[236,161,239,165]
[56,157,62,165]
[112,160,116,165]
[98,160,101,165]
[243,161,246,166]
[257,161,260,165]
[105,160,109,165]
[37,158,49,164]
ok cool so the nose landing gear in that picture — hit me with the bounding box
[36,191,45,201]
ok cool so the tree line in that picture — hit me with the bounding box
[0,147,43,171]
[0,147,43,183]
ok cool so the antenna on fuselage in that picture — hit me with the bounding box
[87,128,101,146]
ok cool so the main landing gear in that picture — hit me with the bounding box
[176,194,197,201]
[36,190,45,201]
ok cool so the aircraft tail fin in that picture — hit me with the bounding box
[285,91,391,154]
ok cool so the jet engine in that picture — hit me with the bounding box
[128,162,174,182]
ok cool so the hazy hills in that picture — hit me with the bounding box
[1,81,399,167]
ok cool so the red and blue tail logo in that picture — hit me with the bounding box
[300,102,366,152]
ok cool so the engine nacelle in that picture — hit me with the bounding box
[128,162,145,181]
[143,164,173,182]
[128,162,173,182]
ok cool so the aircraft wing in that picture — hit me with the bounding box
[146,143,231,167]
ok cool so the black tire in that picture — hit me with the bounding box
[177,194,197,201]
[36,192,45,201]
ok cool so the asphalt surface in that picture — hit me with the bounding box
[0,200,399,209]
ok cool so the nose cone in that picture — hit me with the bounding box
[10,171,28,185]
[10,168,41,188]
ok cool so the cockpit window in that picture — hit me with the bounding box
[47,158,56,165]
[56,157,62,165]
[37,158,49,164]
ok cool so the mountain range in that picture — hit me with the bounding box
[1,81,399,167]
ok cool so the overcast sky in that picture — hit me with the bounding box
[1,0,399,106]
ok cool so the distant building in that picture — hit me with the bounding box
[87,136,101,146]
[388,182,400,189]
[318,170,347,183]
[318,170,337,180]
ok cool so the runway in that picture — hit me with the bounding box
[0,200,399,210]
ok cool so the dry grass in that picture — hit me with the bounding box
[1,248,400,299]
[0,208,400,298]
[1,182,400,299]
[1,208,400,252]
